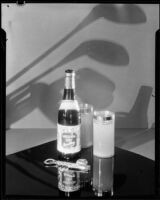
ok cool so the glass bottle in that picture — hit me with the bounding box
[57,69,81,160]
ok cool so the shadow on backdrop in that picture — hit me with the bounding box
[115,85,153,128]
[115,127,155,151]
[7,38,129,100]
[6,68,115,129]
[23,39,129,86]
[6,85,36,129]
[6,81,152,131]
[6,4,144,86]
[97,4,146,24]
[67,40,129,66]
[6,38,129,128]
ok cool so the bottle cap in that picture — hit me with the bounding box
[65,69,75,76]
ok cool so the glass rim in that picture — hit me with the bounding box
[80,103,94,113]
[93,110,115,122]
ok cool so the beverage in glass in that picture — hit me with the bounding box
[80,104,93,148]
[93,111,115,158]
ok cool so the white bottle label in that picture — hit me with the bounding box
[57,124,81,154]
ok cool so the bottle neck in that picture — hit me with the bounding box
[63,89,75,100]
[63,75,75,100]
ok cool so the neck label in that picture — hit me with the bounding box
[65,76,75,89]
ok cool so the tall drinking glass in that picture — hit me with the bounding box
[80,104,93,148]
[93,110,115,158]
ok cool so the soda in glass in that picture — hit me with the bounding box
[93,110,115,158]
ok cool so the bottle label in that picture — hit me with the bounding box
[59,100,80,110]
[57,124,81,154]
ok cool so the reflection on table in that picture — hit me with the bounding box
[5,140,155,197]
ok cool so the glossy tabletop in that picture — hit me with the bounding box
[5,139,155,198]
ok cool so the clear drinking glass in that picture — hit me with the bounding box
[80,104,93,148]
[93,110,115,158]
[92,156,114,197]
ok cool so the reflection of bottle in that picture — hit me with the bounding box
[92,156,114,197]
[58,167,81,197]
[57,69,81,160]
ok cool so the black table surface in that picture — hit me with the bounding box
[5,140,155,198]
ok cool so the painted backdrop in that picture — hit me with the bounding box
[2,3,158,129]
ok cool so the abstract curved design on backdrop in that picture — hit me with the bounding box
[92,4,146,24]
[38,68,115,122]
[6,4,145,86]
[6,4,148,129]
[61,40,129,66]
[6,68,115,128]
[115,86,153,128]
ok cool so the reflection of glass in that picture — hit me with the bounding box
[92,156,114,197]
[58,167,80,197]
[93,110,115,157]
[79,147,93,189]
[80,104,93,148]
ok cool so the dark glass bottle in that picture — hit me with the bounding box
[57,69,81,160]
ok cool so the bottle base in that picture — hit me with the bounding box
[57,151,81,161]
